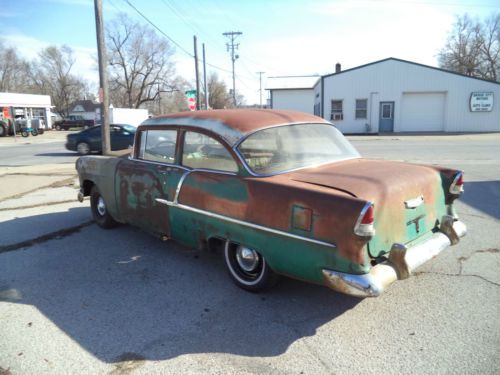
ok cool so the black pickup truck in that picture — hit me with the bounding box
[54,115,95,131]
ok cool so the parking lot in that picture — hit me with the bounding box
[1,133,499,374]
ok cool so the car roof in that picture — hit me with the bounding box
[140,109,329,146]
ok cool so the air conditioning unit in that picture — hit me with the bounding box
[331,113,343,121]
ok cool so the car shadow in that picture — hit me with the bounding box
[460,180,500,220]
[0,219,360,363]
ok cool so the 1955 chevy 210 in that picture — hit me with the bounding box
[76,109,466,297]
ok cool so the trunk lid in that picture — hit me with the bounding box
[288,159,448,257]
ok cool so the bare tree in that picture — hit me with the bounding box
[106,13,175,109]
[439,13,500,81]
[30,45,88,117]
[0,41,31,92]
[206,72,245,109]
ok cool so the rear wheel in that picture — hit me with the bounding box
[0,122,6,137]
[224,241,279,292]
[77,142,90,155]
[90,186,118,229]
[55,124,62,130]
[31,130,38,136]
[21,130,29,137]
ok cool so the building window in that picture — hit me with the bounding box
[330,100,343,121]
[355,99,368,119]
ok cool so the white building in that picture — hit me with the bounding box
[270,58,500,133]
[266,76,320,115]
[0,92,52,129]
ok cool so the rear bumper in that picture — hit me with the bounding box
[322,216,467,297]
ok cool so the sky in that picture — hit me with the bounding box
[1,0,498,105]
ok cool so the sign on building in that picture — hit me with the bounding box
[469,92,493,112]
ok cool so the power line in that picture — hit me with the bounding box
[123,0,194,57]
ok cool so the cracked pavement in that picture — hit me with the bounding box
[0,135,499,375]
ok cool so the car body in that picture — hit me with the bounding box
[75,109,466,297]
[54,115,95,131]
[66,124,136,155]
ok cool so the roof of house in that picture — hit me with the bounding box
[70,100,100,112]
[266,75,320,90]
[142,109,328,146]
[322,57,500,84]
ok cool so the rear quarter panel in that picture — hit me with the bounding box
[76,155,123,220]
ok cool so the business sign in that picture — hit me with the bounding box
[470,92,493,112]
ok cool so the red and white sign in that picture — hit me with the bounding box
[188,97,196,111]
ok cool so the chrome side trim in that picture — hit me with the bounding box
[174,170,192,204]
[155,198,336,248]
[128,157,190,171]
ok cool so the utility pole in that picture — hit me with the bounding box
[222,31,242,106]
[202,43,208,110]
[256,71,265,108]
[157,83,161,114]
[193,36,200,110]
[94,0,110,155]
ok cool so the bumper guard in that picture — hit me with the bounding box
[322,216,467,297]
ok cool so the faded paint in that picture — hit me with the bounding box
[76,109,465,293]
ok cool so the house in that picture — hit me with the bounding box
[269,58,500,133]
[69,100,101,122]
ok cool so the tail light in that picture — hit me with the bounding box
[449,171,464,195]
[354,202,376,237]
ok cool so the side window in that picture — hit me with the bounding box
[355,99,368,119]
[182,132,238,172]
[138,130,177,163]
[330,100,343,121]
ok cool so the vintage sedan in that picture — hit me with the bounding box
[75,109,466,297]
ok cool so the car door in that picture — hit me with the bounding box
[115,128,185,237]
[110,125,134,151]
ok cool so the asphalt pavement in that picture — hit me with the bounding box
[0,133,499,374]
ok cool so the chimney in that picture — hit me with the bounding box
[335,63,341,73]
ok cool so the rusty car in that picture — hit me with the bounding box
[75,109,466,297]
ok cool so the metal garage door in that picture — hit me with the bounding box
[400,92,446,131]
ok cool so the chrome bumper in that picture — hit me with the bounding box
[322,216,467,298]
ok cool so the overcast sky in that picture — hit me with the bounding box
[2,0,498,105]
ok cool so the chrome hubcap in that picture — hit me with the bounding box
[236,245,259,272]
[97,196,106,216]
[77,143,89,154]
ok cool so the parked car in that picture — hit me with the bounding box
[75,109,466,297]
[54,115,95,131]
[66,124,136,155]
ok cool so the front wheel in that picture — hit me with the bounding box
[21,130,29,137]
[90,186,119,229]
[0,123,6,137]
[31,130,38,136]
[77,142,90,155]
[224,241,279,292]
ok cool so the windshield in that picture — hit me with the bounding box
[237,123,360,175]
